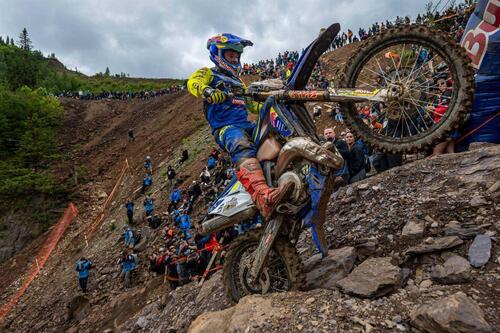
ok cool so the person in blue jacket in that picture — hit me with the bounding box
[179,212,192,239]
[144,156,153,173]
[118,251,136,288]
[143,196,154,216]
[141,174,153,194]
[168,188,182,212]
[123,227,136,247]
[125,200,134,224]
[76,257,93,292]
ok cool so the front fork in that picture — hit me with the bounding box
[248,166,336,284]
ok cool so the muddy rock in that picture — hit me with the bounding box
[405,236,463,256]
[336,257,403,298]
[195,271,222,304]
[444,221,487,239]
[188,295,278,333]
[304,246,356,290]
[468,234,492,268]
[410,291,491,332]
[401,220,424,238]
[431,253,471,284]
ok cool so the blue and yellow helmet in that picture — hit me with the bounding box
[207,33,253,76]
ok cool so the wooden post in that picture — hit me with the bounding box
[198,237,224,286]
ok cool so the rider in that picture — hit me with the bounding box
[187,33,294,219]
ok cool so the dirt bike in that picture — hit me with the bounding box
[200,23,475,304]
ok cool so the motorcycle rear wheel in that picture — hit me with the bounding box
[223,229,305,305]
[339,25,475,153]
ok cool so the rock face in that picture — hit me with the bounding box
[304,247,356,290]
[431,253,471,284]
[411,292,491,333]
[336,257,402,298]
[188,295,277,333]
[195,271,223,304]
[405,236,463,256]
[402,220,424,238]
[468,234,492,268]
[67,296,90,322]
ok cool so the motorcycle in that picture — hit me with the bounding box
[200,23,474,304]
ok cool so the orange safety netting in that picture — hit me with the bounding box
[0,203,78,325]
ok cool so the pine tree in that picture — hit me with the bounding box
[11,38,15,46]
[6,36,10,45]
[0,36,4,45]
[104,66,110,76]
[18,28,32,51]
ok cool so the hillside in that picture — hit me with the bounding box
[1,33,498,333]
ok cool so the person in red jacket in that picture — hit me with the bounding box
[428,74,454,155]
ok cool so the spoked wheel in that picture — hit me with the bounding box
[223,229,305,305]
[340,25,475,153]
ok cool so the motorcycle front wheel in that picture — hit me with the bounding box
[223,229,305,305]
[339,25,475,153]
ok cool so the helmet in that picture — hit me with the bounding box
[207,33,253,76]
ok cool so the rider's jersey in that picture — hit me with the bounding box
[187,67,259,132]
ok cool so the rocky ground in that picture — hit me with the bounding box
[110,144,499,333]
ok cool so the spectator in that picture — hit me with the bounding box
[200,167,211,183]
[180,149,189,164]
[334,106,344,123]
[430,74,455,156]
[143,196,154,216]
[75,257,93,293]
[323,128,350,184]
[128,128,135,142]
[179,211,192,239]
[168,188,182,212]
[141,173,153,194]
[345,132,366,183]
[166,165,176,188]
[187,181,202,214]
[123,226,136,247]
[118,251,136,288]
[207,156,216,170]
[144,156,153,173]
[125,200,134,224]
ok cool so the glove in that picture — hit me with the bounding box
[203,87,226,104]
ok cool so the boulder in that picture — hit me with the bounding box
[304,247,356,290]
[405,236,463,256]
[410,292,491,332]
[402,220,424,238]
[195,271,222,304]
[136,316,148,329]
[431,253,471,284]
[468,234,492,268]
[67,295,90,322]
[336,257,403,298]
[444,221,487,239]
[188,295,279,333]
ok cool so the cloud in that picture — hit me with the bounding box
[0,0,452,78]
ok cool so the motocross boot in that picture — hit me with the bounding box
[236,158,294,219]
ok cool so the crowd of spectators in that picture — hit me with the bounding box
[114,147,263,290]
[59,84,185,101]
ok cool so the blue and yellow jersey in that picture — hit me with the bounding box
[187,67,260,132]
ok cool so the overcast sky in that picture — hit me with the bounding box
[0,0,461,79]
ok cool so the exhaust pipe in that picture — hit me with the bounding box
[201,207,257,234]
[275,137,344,176]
